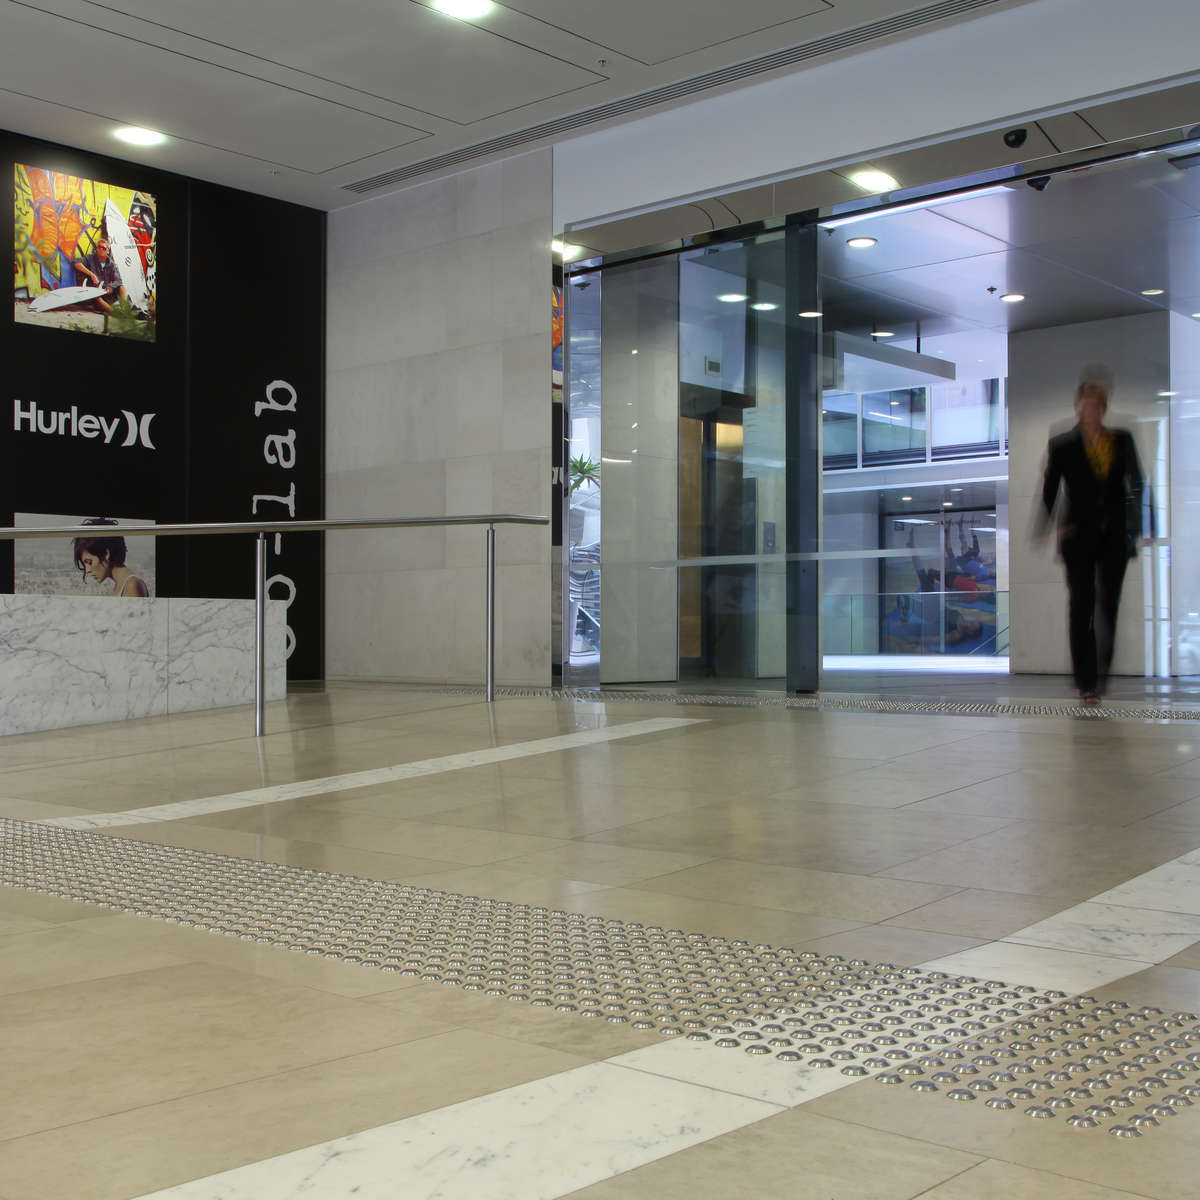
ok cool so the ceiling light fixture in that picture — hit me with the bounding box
[751,302,778,311]
[431,0,494,18]
[1141,288,1165,296]
[871,330,895,338]
[1000,293,1025,303]
[1158,390,1178,397]
[113,126,166,146]
[943,500,954,507]
[901,495,913,501]
[847,236,878,248]
[848,168,899,193]
[798,310,822,318]
[717,293,749,303]
[552,240,584,261]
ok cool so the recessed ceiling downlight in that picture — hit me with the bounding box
[113,126,165,146]
[750,302,778,311]
[849,169,899,193]
[1141,288,1165,296]
[871,330,895,338]
[847,236,878,248]
[1000,293,1025,303]
[431,0,494,18]
[717,293,749,303]
[798,310,822,318]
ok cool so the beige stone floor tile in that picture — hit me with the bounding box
[917,1159,1155,1200]
[0,885,94,924]
[879,822,1200,900]
[788,923,986,965]
[882,889,1074,940]
[366,981,664,1057]
[615,858,960,924]
[0,797,98,821]
[96,821,462,881]
[903,769,1200,826]
[390,864,611,907]
[305,772,565,819]
[0,924,189,997]
[169,807,572,866]
[426,783,715,838]
[805,1072,1200,1200]
[1088,964,1200,1012]
[67,914,426,998]
[1129,796,1200,834]
[0,914,54,938]
[0,1029,586,1200]
[764,763,1009,810]
[489,842,718,887]
[0,960,461,1142]
[566,1107,980,1199]
[564,885,864,946]
[1161,941,1200,969]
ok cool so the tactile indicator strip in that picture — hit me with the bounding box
[3,817,1198,1138]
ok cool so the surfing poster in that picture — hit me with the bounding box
[14,164,157,342]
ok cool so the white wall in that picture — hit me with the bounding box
[554,0,1200,230]
[1008,313,1170,677]
[325,150,552,686]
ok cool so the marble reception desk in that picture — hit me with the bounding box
[0,595,287,736]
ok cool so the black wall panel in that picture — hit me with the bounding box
[3,130,325,679]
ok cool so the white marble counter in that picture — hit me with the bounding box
[0,595,286,736]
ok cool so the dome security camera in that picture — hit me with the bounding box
[1003,128,1029,149]
[1026,175,1052,191]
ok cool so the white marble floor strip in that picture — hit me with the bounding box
[131,1061,779,1200]
[919,844,1200,992]
[38,717,704,831]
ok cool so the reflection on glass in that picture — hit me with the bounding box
[862,388,926,465]
[931,379,1001,459]
[822,391,858,469]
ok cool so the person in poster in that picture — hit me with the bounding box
[73,519,150,598]
[71,236,127,314]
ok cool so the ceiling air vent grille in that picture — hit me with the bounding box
[343,0,1005,195]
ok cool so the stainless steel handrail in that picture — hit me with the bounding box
[0,514,549,734]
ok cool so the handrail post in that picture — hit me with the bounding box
[485,523,496,702]
[255,532,267,737]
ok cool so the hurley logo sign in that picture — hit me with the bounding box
[13,399,157,449]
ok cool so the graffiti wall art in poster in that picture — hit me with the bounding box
[13,164,157,342]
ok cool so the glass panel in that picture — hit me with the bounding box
[931,378,1001,459]
[862,387,926,465]
[822,391,857,469]
[563,227,792,691]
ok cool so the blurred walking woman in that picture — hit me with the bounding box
[73,518,149,598]
[1040,380,1144,705]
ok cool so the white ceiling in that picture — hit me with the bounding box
[0,0,1015,210]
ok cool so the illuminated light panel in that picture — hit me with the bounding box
[849,168,899,193]
[847,236,878,248]
[431,0,494,18]
[1000,293,1025,303]
[871,330,895,338]
[113,126,165,146]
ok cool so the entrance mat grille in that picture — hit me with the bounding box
[417,686,1200,723]
[3,817,1198,1137]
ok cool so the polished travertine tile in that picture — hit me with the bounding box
[883,888,1084,940]
[806,1069,1200,1200]
[633,858,961,924]
[567,1108,981,1199]
[0,1031,591,1200]
[920,940,1152,992]
[917,1159,1154,1200]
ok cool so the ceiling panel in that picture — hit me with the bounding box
[932,163,1199,248]
[79,0,604,123]
[852,249,1155,332]
[822,207,1007,280]
[505,0,830,66]
[1025,216,1200,306]
[0,5,428,171]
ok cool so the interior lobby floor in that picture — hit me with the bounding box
[3,682,1200,1198]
